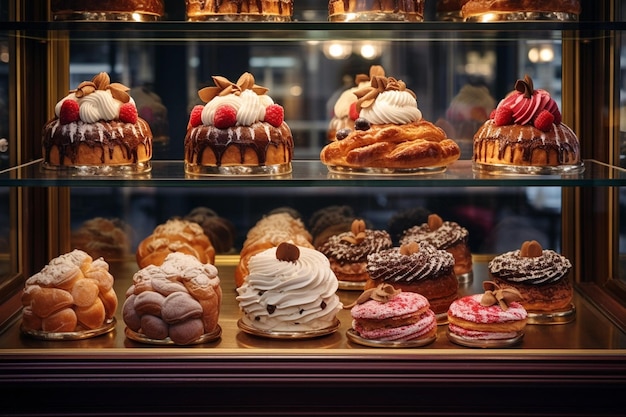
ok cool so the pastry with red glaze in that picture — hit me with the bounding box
[447,281,527,342]
[348,283,437,342]
[399,213,472,276]
[365,241,458,315]
[42,72,153,170]
[185,72,293,175]
[473,75,580,169]
[461,0,580,21]
[488,240,573,313]
[318,219,392,285]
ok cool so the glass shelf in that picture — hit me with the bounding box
[3,21,626,42]
[1,159,624,187]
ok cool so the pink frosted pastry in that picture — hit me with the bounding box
[349,283,437,342]
[447,281,527,341]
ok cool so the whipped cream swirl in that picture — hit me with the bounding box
[367,243,455,283]
[360,90,422,125]
[201,89,274,127]
[488,249,571,285]
[236,246,342,331]
[55,90,134,124]
[400,221,468,249]
[319,230,392,262]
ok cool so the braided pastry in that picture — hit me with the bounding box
[320,120,460,169]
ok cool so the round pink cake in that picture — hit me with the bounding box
[350,291,437,341]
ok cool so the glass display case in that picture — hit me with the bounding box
[1,1,625,415]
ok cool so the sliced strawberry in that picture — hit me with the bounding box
[59,99,80,125]
[119,102,138,124]
[264,104,284,127]
[189,105,204,128]
[213,105,237,129]
[349,102,359,120]
[493,106,513,126]
[533,109,555,131]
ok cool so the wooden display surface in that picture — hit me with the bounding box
[1,259,625,415]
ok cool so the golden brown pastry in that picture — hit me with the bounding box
[462,0,580,21]
[21,250,118,333]
[235,211,313,287]
[71,217,132,260]
[321,72,460,171]
[136,219,216,269]
[186,0,293,21]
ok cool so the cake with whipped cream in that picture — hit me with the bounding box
[327,65,385,141]
[328,0,425,21]
[186,0,293,21]
[51,0,164,21]
[236,242,342,332]
[366,241,458,315]
[320,71,460,171]
[185,72,293,175]
[318,219,392,286]
[473,74,580,169]
[42,72,153,170]
[122,252,222,345]
[399,213,472,276]
[21,250,118,335]
[348,283,437,343]
[488,240,573,313]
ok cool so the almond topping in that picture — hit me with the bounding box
[520,240,543,258]
[427,214,443,230]
[400,241,420,256]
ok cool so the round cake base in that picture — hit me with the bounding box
[328,12,424,22]
[472,161,585,176]
[52,11,162,21]
[21,317,116,341]
[464,11,578,22]
[125,325,222,346]
[346,328,436,348]
[41,161,152,177]
[447,329,524,348]
[237,318,340,340]
[184,162,292,177]
[527,303,576,325]
[326,165,448,176]
[187,13,291,21]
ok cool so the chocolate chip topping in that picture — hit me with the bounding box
[275,242,300,262]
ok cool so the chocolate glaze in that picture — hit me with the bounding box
[42,119,152,165]
[185,122,293,166]
[473,120,579,165]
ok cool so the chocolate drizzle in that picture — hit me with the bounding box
[185,122,293,166]
[42,119,152,165]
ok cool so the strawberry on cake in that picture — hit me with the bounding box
[473,74,581,173]
[42,72,153,173]
[184,72,293,175]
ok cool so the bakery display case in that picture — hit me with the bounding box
[1,1,626,415]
